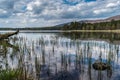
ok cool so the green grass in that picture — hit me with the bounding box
[0,69,34,80]
[0,69,21,80]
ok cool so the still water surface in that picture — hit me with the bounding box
[0,32,120,80]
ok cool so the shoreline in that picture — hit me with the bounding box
[68,30,120,33]
[1,30,120,33]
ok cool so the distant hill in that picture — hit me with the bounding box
[82,15,120,23]
[54,14,120,26]
[52,14,120,30]
[106,15,120,21]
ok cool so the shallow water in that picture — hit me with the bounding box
[0,32,120,80]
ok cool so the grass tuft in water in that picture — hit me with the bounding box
[0,69,20,80]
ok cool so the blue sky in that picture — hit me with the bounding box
[0,0,120,28]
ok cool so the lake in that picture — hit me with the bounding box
[0,31,120,80]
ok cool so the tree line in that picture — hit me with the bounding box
[61,19,120,30]
[0,19,120,30]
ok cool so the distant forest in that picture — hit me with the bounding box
[61,19,120,30]
[0,19,120,30]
